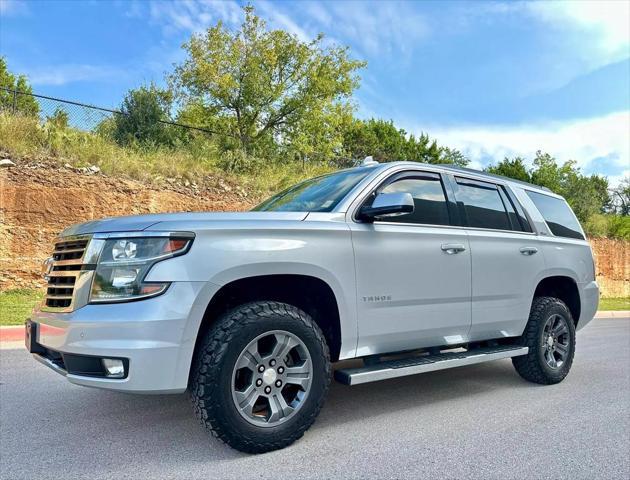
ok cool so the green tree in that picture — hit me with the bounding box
[611,177,630,215]
[340,118,466,166]
[529,151,575,193]
[113,84,174,146]
[529,151,609,222]
[287,102,353,164]
[438,147,469,167]
[171,5,365,155]
[0,57,39,116]
[485,157,531,182]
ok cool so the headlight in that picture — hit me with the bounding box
[89,235,193,303]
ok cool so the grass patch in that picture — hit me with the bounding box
[0,113,334,198]
[0,289,43,326]
[599,297,630,311]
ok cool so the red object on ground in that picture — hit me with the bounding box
[0,326,25,343]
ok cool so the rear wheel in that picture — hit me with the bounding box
[190,301,331,453]
[512,296,576,385]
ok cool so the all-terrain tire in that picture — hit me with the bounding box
[512,296,576,385]
[189,301,331,453]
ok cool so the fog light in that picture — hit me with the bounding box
[102,358,125,378]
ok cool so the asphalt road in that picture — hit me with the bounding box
[1,318,629,480]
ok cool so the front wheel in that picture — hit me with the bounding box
[190,301,331,453]
[512,296,576,385]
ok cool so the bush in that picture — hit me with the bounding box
[112,85,175,147]
[606,215,630,240]
[584,214,630,240]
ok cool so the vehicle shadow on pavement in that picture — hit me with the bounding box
[315,360,530,429]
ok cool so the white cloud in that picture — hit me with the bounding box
[322,1,429,57]
[0,0,28,16]
[26,64,126,86]
[528,1,629,59]
[146,0,242,35]
[423,111,630,185]
[141,0,429,58]
[256,2,311,42]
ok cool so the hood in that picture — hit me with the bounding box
[60,211,309,236]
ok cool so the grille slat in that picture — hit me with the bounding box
[52,265,82,272]
[45,237,89,310]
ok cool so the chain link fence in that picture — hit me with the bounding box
[0,86,215,137]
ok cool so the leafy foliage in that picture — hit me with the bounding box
[611,177,630,216]
[486,157,530,182]
[46,107,69,129]
[112,84,175,146]
[171,5,365,160]
[0,57,39,116]
[341,118,468,166]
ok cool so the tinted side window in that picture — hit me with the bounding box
[455,179,511,230]
[377,176,450,225]
[526,191,584,240]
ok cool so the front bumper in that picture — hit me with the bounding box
[28,281,216,393]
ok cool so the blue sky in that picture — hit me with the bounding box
[1,0,628,182]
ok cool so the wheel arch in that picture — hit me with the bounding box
[191,273,344,377]
[533,275,581,326]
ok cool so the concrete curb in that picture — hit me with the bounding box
[1,311,628,344]
[0,326,24,343]
[594,310,630,319]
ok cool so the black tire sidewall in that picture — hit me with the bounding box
[207,306,329,445]
[533,300,576,381]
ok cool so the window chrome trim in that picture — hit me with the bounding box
[369,220,537,235]
[346,164,452,224]
[347,165,537,235]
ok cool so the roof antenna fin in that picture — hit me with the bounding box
[361,156,379,167]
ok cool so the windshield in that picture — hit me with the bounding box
[253,168,374,212]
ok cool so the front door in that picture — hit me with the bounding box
[350,171,472,357]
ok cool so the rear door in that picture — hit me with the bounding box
[350,170,472,357]
[449,176,544,341]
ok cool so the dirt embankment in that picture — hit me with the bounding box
[591,238,629,298]
[0,159,254,290]
[0,159,628,297]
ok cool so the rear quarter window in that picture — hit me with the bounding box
[526,191,584,240]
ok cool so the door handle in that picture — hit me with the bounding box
[520,246,538,256]
[441,243,466,254]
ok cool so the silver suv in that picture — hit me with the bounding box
[27,160,599,453]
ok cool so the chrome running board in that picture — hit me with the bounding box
[335,346,529,386]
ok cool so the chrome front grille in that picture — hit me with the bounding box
[44,237,90,311]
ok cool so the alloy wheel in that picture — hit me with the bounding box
[541,314,571,369]
[231,330,312,427]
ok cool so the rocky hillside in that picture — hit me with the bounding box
[0,157,254,290]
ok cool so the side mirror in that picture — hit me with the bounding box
[359,192,414,222]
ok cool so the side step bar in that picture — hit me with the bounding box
[335,345,529,386]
